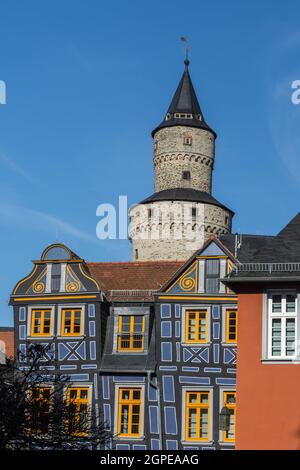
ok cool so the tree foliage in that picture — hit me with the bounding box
[0,344,112,450]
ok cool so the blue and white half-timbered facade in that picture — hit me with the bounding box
[11,239,237,450]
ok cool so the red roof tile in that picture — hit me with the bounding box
[87,261,184,300]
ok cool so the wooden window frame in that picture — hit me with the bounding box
[185,390,211,442]
[117,315,145,352]
[29,386,53,434]
[117,387,143,438]
[30,308,53,337]
[185,310,208,344]
[66,387,90,436]
[222,391,236,443]
[60,308,83,336]
[225,309,238,344]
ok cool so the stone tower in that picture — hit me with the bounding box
[129,59,233,261]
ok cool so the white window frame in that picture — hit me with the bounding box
[181,305,211,345]
[267,292,297,360]
[113,382,145,440]
[181,386,214,445]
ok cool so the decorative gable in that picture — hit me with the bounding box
[166,261,197,294]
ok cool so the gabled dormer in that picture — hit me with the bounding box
[159,237,236,296]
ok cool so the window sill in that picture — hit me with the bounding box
[112,351,147,355]
[181,440,213,446]
[27,336,54,340]
[57,335,84,340]
[221,342,237,347]
[218,441,235,446]
[116,436,145,441]
[261,358,299,364]
[181,342,212,347]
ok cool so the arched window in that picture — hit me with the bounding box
[42,245,72,261]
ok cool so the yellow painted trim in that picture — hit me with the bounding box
[158,295,238,301]
[225,309,238,344]
[185,391,211,442]
[66,386,90,436]
[166,260,197,293]
[222,391,236,443]
[185,310,208,344]
[197,255,228,259]
[30,308,53,337]
[79,263,100,291]
[61,308,83,336]
[33,259,83,264]
[14,294,97,302]
[117,315,145,352]
[13,264,38,295]
[118,387,142,438]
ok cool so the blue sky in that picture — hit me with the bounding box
[1,0,300,325]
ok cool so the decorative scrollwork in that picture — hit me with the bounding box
[33,281,45,293]
[179,276,195,291]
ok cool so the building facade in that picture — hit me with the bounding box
[224,213,300,450]
[10,59,243,449]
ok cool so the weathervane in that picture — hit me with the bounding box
[180,36,190,65]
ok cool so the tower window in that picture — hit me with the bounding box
[182,171,191,181]
[135,249,138,260]
[225,215,229,225]
[148,208,152,219]
[192,207,197,220]
[183,136,192,145]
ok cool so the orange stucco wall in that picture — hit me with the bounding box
[236,291,300,450]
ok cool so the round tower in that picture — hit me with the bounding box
[129,59,234,261]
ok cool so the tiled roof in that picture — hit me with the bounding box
[87,261,183,300]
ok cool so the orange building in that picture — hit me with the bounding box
[0,326,14,362]
[224,213,300,450]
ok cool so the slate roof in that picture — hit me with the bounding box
[87,261,183,300]
[222,212,300,284]
[152,60,216,138]
[140,188,234,214]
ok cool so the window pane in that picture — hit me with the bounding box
[122,390,130,400]
[188,408,197,438]
[286,295,296,313]
[121,316,130,333]
[200,409,208,438]
[120,405,129,434]
[272,295,282,313]
[206,259,219,275]
[271,319,282,356]
[132,390,140,400]
[133,316,143,333]
[286,318,296,356]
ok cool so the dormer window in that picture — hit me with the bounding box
[174,113,193,119]
[184,136,192,145]
[117,315,145,352]
[165,113,171,121]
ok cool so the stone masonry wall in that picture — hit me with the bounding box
[153,126,215,193]
[129,200,232,261]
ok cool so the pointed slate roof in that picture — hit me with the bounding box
[152,60,216,138]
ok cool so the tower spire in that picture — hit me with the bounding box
[151,52,216,138]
